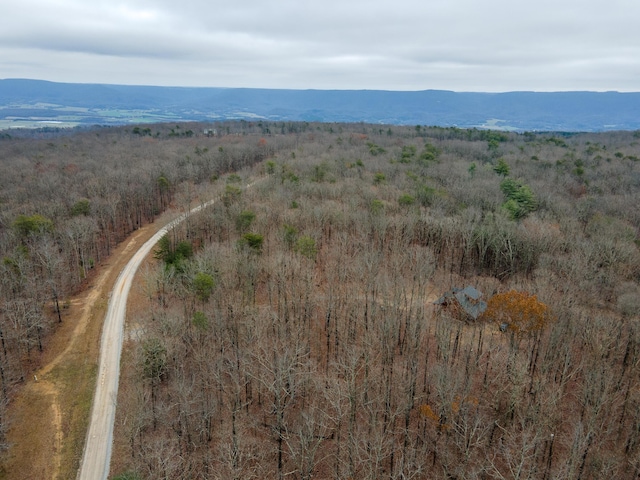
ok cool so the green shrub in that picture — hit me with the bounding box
[192,311,209,330]
[416,185,437,207]
[70,199,91,216]
[373,172,386,185]
[500,179,537,219]
[240,233,264,252]
[398,194,416,206]
[154,235,193,269]
[499,178,520,198]
[193,272,215,303]
[370,199,384,215]
[400,145,416,163]
[311,163,329,182]
[493,158,510,177]
[295,236,318,260]
[283,224,298,248]
[367,142,386,156]
[223,185,242,207]
[266,160,276,174]
[13,214,54,237]
[418,143,441,165]
[157,175,170,189]
[236,210,256,232]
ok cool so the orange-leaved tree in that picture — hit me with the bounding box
[482,290,551,335]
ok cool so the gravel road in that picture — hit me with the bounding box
[76,199,216,480]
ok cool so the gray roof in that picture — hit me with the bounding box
[457,285,482,300]
[435,285,487,320]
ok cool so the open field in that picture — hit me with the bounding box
[0,103,188,130]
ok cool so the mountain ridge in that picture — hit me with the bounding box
[1,78,639,131]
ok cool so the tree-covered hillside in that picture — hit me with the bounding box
[0,122,639,479]
[108,124,639,479]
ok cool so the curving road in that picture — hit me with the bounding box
[76,198,218,480]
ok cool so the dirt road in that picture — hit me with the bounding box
[77,177,267,479]
[77,200,216,480]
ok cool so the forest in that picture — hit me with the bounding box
[0,122,639,479]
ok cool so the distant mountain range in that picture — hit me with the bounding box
[1,78,640,132]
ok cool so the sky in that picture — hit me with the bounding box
[2,0,640,92]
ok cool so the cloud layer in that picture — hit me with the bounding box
[2,0,639,91]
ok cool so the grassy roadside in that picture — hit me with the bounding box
[53,310,102,479]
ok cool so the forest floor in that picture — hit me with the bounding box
[0,209,179,480]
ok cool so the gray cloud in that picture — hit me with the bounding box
[1,0,639,91]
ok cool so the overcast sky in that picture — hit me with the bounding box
[2,0,639,92]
